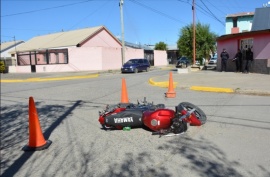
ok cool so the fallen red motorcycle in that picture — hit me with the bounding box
[98,98,207,136]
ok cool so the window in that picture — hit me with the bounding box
[43,54,47,62]
[63,52,68,63]
[240,38,253,59]
[16,48,68,66]
[48,53,51,63]
[233,17,237,27]
[145,59,150,64]
[55,53,59,63]
[240,38,253,50]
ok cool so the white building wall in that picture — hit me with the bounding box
[124,47,144,63]
[102,47,122,70]
[154,50,168,66]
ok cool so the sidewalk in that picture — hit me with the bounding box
[1,67,270,96]
[151,67,270,96]
[0,71,100,81]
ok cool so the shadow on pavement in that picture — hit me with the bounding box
[0,100,82,177]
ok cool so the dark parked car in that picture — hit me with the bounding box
[176,57,190,68]
[121,59,150,73]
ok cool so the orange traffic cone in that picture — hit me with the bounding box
[22,97,52,151]
[165,72,176,98]
[121,78,129,104]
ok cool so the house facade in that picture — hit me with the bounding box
[9,26,167,73]
[217,30,270,74]
[217,7,270,74]
[225,12,254,34]
[1,40,24,72]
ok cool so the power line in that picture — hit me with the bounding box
[1,0,93,17]
[1,35,14,38]
[129,0,188,25]
[1,27,56,32]
[177,0,224,26]
[204,0,227,16]
[199,0,224,26]
[27,0,111,49]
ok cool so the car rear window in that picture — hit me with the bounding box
[127,59,138,64]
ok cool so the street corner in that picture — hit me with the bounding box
[0,74,99,83]
[234,88,270,96]
[190,86,234,93]
[148,77,178,88]
[160,65,177,71]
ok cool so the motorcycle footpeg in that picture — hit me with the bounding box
[152,132,161,135]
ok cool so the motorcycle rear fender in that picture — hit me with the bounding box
[98,107,126,125]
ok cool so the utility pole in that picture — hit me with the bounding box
[192,0,196,65]
[13,36,18,66]
[119,0,125,65]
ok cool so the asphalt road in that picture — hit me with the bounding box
[1,69,270,177]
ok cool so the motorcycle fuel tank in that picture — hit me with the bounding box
[142,109,175,131]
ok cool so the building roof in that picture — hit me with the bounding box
[13,26,120,52]
[251,7,270,31]
[124,41,153,50]
[0,41,24,52]
[216,29,270,41]
[167,45,178,50]
[226,12,254,18]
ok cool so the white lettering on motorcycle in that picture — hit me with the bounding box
[114,117,134,123]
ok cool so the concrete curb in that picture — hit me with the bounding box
[149,77,235,93]
[0,74,99,83]
[148,77,178,88]
[235,89,270,96]
[190,86,234,93]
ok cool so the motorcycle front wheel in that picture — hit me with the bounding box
[179,102,207,124]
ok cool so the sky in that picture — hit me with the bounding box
[1,0,269,46]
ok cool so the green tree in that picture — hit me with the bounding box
[0,61,5,73]
[177,23,217,64]
[154,41,168,50]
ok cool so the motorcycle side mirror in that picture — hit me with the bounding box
[143,97,147,104]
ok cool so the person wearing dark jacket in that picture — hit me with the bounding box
[244,48,253,73]
[220,48,229,72]
[233,49,242,72]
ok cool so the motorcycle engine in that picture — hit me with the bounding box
[170,118,187,134]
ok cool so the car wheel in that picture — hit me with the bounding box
[134,68,138,73]
[146,67,150,72]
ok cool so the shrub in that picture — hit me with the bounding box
[0,61,5,73]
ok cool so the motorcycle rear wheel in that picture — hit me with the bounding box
[179,102,207,124]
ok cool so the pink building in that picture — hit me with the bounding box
[217,7,270,74]
[9,26,167,73]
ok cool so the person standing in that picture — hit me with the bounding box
[220,48,229,72]
[244,48,253,73]
[233,49,242,72]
